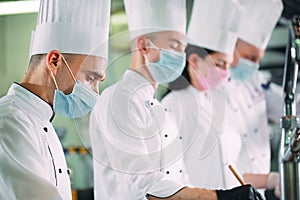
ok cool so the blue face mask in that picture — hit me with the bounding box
[230,58,260,81]
[145,40,186,84]
[51,56,99,118]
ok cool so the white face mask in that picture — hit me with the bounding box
[51,56,99,118]
[144,40,186,84]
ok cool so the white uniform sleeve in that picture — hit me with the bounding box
[263,78,300,121]
[0,113,63,200]
[90,89,185,199]
[264,82,284,123]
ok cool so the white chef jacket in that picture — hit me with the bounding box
[90,70,189,200]
[0,83,71,200]
[225,72,283,175]
[162,85,241,189]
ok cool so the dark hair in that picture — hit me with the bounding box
[28,53,75,70]
[168,44,216,91]
[29,54,46,67]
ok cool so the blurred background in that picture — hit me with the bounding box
[0,0,299,199]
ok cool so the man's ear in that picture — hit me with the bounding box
[137,36,149,55]
[188,53,200,69]
[46,50,62,76]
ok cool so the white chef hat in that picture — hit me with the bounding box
[29,0,110,60]
[188,0,243,55]
[124,0,186,40]
[238,0,283,49]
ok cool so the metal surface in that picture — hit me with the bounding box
[279,15,300,200]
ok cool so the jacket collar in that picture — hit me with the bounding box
[122,69,156,98]
[8,83,54,122]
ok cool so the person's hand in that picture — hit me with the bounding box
[267,172,280,198]
[216,184,263,200]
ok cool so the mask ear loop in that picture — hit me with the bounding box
[144,39,161,64]
[61,55,76,82]
[143,54,149,65]
[147,39,159,50]
[50,70,59,90]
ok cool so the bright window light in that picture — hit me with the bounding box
[0,0,39,16]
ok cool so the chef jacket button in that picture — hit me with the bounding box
[67,169,72,175]
[254,128,258,133]
[43,127,48,132]
[243,133,247,138]
[164,108,168,111]
[59,168,62,173]
[150,102,154,106]
[164,134,168,138]
[262,153,266,157]
[248,104,251,108]
[251,158,255,162]
[234,108,238,113]
[179,170,182,173]
[166,171,170,174]
[179,136,182,140]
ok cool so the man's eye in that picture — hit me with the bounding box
[215,63,222,68]
[170,43,179,50]
[87,75,95,82]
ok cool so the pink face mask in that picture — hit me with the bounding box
[196,66,230,91]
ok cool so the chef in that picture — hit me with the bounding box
[89,0,262,199]
[162,0,244,189]
[0,0,110,199]
[225,0,283,198]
